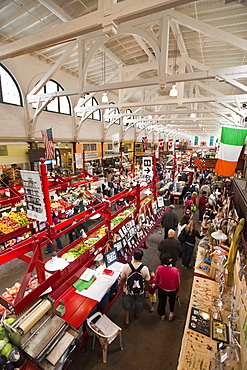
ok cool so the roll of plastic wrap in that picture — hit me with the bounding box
[18,300,52,334]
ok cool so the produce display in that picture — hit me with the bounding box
[111,206,136,227]
[0,277,39,314]
[61,227,107,263]
[141,197,152,204]
[50,198,71,211]
[0,211,31,234]
[0,322,26,369]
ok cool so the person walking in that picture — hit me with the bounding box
[158,229,181,267]
[181,220,205,269]
[183,193,193,213]
[119,249,150,327]
[161,204,178,239]
[177,214,191,238]
[198,191,208,222]
[155,253,180,321]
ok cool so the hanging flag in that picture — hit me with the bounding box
[215,126,247,177]
[194,136,199,145]
[142,136,148,150]
[175,139,179,149]
[158,139,164,150]
[209,136,214,146]
[168,138,174,151]
[41,128,54,160]
[112,133,120,152]
[193,157,204,171]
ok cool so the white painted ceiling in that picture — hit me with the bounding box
[0,0,247,141]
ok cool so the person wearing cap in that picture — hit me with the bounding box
[161,205,178,239]
[158,229,181,267]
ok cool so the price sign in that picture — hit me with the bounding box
[142,157,153,178]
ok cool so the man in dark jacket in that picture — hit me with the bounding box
[161,205,178,239]
[158,229,181,266]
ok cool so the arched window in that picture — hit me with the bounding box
[32,79,71,115]
[77,96,101,120]
[123,108,133,126]
[0,64,22,106]
[104,102,120,124]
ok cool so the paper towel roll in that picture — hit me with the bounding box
[18,300,52,334]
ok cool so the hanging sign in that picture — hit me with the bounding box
[142,157,153,178]
[75,153,83,169]
[20,170,46,221]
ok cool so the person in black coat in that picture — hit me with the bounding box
[181,220,205,269]
[158,229,181,267]
[161,205,178,239]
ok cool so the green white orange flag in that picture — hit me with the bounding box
[215,126,247,177]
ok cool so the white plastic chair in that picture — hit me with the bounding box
[86,312,123,363]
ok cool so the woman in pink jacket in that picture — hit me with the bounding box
[155,253,180,321]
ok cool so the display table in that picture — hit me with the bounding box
[177,276,219,370]
[55,261,124,330]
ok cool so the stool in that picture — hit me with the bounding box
[174,197,180,205]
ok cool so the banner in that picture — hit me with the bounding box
[194,136,199,145]
[209,136,214,146]
[75,153,83,169]
[20,170,46,221]
[112,133,120,152]
[175,139,180,149]
[215,126,247,177]
[41,128,54,160]
[142,136,148,150]
[168,138,174,151]
[158,139,164,150]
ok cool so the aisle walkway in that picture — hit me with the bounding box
[70,205,195,370]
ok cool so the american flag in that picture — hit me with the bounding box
[41,128,54,159]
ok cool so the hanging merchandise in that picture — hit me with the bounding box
[142,136,148,150]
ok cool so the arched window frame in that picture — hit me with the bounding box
[0,63,23,106]
[123,108,133,126]
[104,102,120,124]
[84,96,101,121]
[32,79,71,115]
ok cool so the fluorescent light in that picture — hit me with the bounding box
[169,84,178,97]
[190,113,196,119]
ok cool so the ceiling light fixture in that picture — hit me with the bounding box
[190,112,196,119]
[44,252,69,272]
[169,84,178,97]
[102,50,108,103]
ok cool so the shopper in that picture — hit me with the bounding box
[177,214,191,238]
[146,270,157,312]
[119,249,150,327]
[198,191,208,222]
[73,193,88,232]
[183,193,193,213]
[46,212,63,253]
[163,189,171,206]
[155,253,180,321]
[161,205,178,239]
[158,229,181,267]
[181,220,205,269]
[67,205,87,243]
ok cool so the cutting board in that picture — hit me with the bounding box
[46,332,74,366]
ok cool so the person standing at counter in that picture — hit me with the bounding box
[181,220,205,269]
[155,253,180,321]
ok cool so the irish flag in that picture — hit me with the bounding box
[215,126,247,177]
